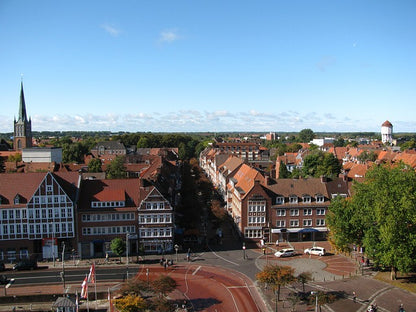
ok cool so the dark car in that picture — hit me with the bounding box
[13,259,37,271]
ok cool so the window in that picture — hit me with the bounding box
[8,210,14,219]
[289,196,298,204]
[276,196,284,204]
[22,209,27,219]
[159,202,164,209]
[16,210,20,219]
[316,195,325,203]
[48,209,53,219]
[14,196,20,205]
[303,208,312,216]
[42,210,46,219]
[316,208,326,215]
[316,219,325,226]
[276,220,286,227]
[303,219,312,226]
[2,210,7,220]
[290,209,299,216]
[47,185,53,192]
[244,229,262,238]
[42,224,47,234]
[54,209,59,218]
[303,195,311,203]
[146,203,151,209]
[290,220,299,227]
[35,210,40,219]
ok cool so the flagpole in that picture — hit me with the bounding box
[94,262,97,307]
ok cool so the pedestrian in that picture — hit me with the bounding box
[163,260,167,270]
[187,248,191,262]
[275,239,279,247]
[353,291,357,302]
[399,303,405,312]
[105,252,109,263]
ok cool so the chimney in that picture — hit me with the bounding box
[264,175,269,186]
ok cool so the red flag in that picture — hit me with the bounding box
[88,263,95,283]
[81,275,88,299]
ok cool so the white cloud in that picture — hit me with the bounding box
[2,111,414,134]
[101,24,121,37]
[158,29,181,43]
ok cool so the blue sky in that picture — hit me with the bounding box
[1,1,415,133]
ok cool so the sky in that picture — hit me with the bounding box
[0,1,415,133]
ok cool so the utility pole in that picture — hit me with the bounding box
[126,233,129,279]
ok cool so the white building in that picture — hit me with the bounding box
[381,120,393,144]
[22,147,62,163]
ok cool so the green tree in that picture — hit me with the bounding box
[88,158,102,172]
[298,129,315,142]
[278,161,290,179]
[327,163,416,280]
[256,265,295,302]
[7,153,22,162]
[106,156,126,179]
[111,237,126,262]
[136,136,149,148]
[302,151,341,178]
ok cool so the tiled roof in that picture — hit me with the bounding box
[266,178,328,198]
[218,155,244,175]
[78,178,142,209]
[382,120,393,127]
[231,164,265,196]
[0,172,79,208]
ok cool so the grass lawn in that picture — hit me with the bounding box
[374,271,416,294]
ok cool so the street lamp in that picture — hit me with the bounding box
[61,242,66,292]
[174,244,179,263]
[311,291,318,312]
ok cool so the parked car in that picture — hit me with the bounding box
[12,259,38,271]
[304,246,326,256]
[0,262,5,271]
[274,248,296,258]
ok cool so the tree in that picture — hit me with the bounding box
[302,151,341,178]
[7,153,22,162]
[113,294,147,312]
[110,237,126,262]
[87,158,102,172]
[120,277,150,296]
[297,272,312,292]
[151,275,177,298]
[278,161,290,179]
[106,156,126,179]
[256,265,295,302]
[327,163,416,280]
[298,129,315,142]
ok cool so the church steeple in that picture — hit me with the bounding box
[14,81,32,150]
[18,82,28,122]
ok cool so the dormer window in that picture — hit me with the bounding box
[276,196,284,205]
[289,195,298,204]
[302,195,311,203]
[316,195,325,203]
[14,195,20,205]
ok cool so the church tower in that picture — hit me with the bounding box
[13,82,32,150]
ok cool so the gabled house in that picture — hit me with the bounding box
[0,172,80,262]
[137,185,174,254]
[77,178,141,258]
[227,164,268,239]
